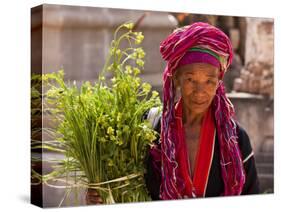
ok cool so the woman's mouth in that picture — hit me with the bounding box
[192,101,207,106]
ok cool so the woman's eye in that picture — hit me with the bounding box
[184,77,192,82]
[207,79,215,85]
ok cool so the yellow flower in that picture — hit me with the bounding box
[133,68,141,75]
[135,48,145,59]
[135,32,144,44]
[142,83,151,93]
[116,49,121,56]
[107,126,114,135]
[107,159,114,166]
[125,65,132,74]
[152,91,159,98]
[136,59,144,67]
[124,23,134,30]
[117,112,122,122]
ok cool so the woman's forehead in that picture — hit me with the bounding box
[177,63,219,77]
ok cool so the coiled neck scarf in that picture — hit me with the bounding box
[157,22,245,199]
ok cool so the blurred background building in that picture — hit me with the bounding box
[31,4,274,207]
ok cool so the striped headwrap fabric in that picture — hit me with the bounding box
[157,22,245,199]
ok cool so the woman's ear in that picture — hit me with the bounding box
[173,70,180,88]
[173,78,179,88]
[173,72,182,102]
[173,78,181,102]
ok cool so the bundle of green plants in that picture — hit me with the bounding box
[32,22,162,205]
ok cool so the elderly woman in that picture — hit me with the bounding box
[144,22,259,200]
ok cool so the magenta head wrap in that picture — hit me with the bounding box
[153,22,245,199]
[177,47,221,69]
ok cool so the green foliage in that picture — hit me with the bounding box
[34,22,162,204]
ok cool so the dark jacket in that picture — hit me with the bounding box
[144,111,260,200]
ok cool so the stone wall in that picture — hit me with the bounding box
[32,4,177,86]
[227,93,273,153]
[233,18,274,98]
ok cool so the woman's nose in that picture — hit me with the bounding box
[193,82,205,92]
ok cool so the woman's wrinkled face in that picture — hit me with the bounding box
[175,63,219,115]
